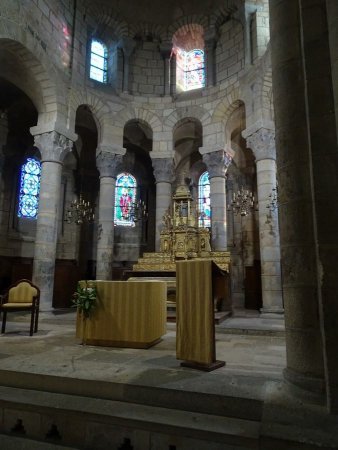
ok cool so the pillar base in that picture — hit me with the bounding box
[260,307,284,319]
[284,367,325,396]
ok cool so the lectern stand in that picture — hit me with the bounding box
[176,260,225,371]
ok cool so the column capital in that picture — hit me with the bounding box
[96,143,126,156]
[118,36,136,57]
[152,158,174,183]
[34,131,73,163]
[160,41,172,59]
[96,151,123,178]
[244,128,276,161]
[203,150,232,178]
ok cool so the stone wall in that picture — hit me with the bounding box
[130,41,164,96]
[215,20,245,85]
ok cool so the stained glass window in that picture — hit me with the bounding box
[18,157,41,219]
[89,39,108,83]
[176,48,205,91]
[114,173,137,227]
[198,171,211,228]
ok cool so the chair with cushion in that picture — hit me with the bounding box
[0,279,40,336]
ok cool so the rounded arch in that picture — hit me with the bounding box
[164,105,211,132]
[83,2,128,39]
[124,119,153,153]
[225,100,246,144]
[0,7,66,128]
[114,105,162,134]
[0,38,62,126]
[212,87,244,123]
[167,15,208,41]
[68,89,111,144]
[210,3,239,33]
[129,22,166,42]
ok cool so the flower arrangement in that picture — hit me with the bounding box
[72,281,97,318]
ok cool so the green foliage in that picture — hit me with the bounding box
[72,281,97,318]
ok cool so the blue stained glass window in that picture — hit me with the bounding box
[18,158,41,219]
[114,173,137,227]
[198,171,211,228]
[89,39,108,83]
[176,48,205,91]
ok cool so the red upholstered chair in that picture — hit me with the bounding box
[0,279,40,336]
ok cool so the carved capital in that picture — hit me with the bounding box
[152,158,174,183]
[96,151,123,178]
[160,42,172,59]
[34,131,73,163]
[119,36,136,57]
[245,128,276,161]
[203,150,232,178]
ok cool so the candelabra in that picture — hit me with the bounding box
[65,194,95,225]
[266,185,278,214]
[228,187,255,216]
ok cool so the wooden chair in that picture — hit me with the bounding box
[0,279,40,336]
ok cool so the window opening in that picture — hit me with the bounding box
[198,171,210,227]
[18,157,41,219]
[114,173,137,227]
[176,48,205,91]
[89,39,108,83]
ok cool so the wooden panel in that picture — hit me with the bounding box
[76,280,167,347]
[176,260,215,365]
[11,258,33,284]
[53,260,80,308]
[245,260,262,310]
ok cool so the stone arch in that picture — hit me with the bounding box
[129,22,166,42]
[114,105,162,133]
[0,38,63,129]
[0,11,66,129]
[212,86,243,123]
[210,2,239,33]
[167,15,208,42]
[164,105,211,132]
[224,100,246,145]
[83,2,128,39]
[123,118,154,153]
[207,88,245,151]
[68,89,111,144]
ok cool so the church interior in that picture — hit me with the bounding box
[0,0,337,448]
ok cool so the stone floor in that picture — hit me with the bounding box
[0,309,286,391]
[0,311,337,449]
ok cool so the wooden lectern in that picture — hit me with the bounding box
[176,259,226,371]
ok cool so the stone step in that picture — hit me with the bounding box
[0,370,264,422]
[0,385,261,450]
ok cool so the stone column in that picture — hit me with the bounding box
[270,0,327,397]
[33,131,72,310]
[205,36,216,87]
[170,53,176,96]
[119,37,136,93]
[160,44,171,96]
[95,151,123,280]
[245,128,284,317]
[0,112,7,178]
[203,150,232,251]
[152,158,174,251]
